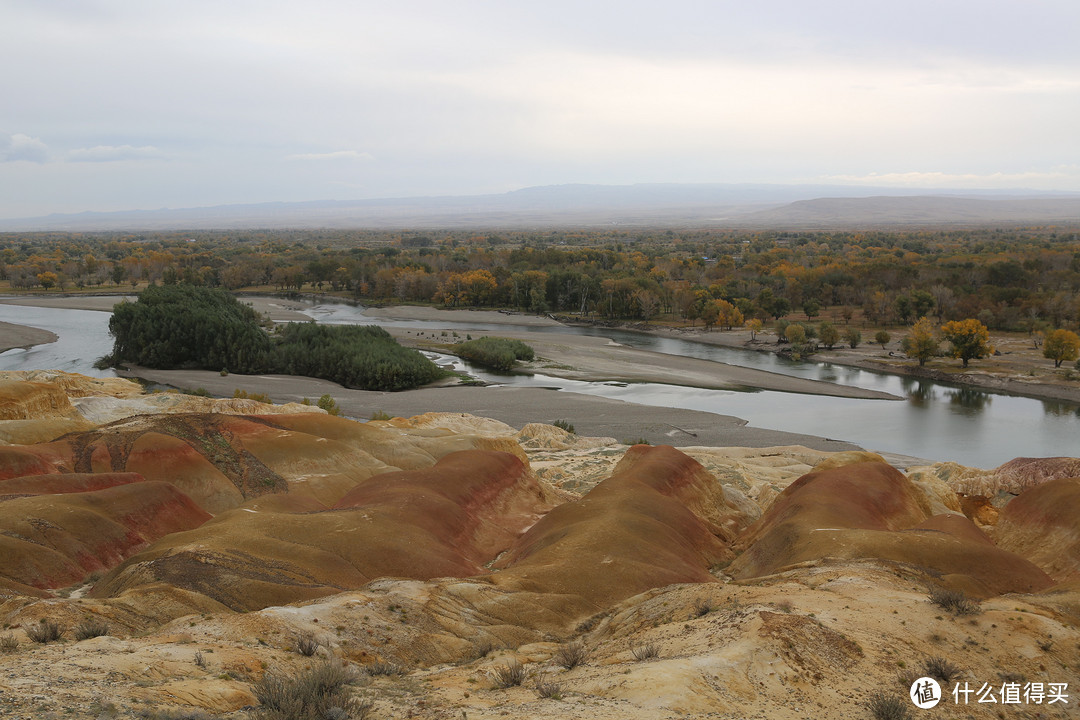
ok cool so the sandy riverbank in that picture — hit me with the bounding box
[0,321,58,353]
[119,365,871,457]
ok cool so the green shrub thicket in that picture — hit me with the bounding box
[454,336,535,371]
[109,285,271,372]
[107,285,444,391]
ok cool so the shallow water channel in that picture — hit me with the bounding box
[1,299,1078,467]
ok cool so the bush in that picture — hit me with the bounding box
[0,633,16,653]
[867,691,912,720]
[693,598,715,617]
[551,419,576,434]
[454,337,535,371]
[491,660,528,688]
[26,619,63,644]
[317,394,341,416]
[367,660,402,676]
[928,586,980,615]
[535,677,563,699]
[295,633,320,657]
[922,656,961,683]
[631,642,660,661]
[251,660,370,720]
[73,618,110,641]
[554,641,587,670]
[369,410,392,421]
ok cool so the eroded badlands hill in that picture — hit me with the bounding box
[0,371,1078,719]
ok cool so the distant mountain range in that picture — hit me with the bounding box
[2,183,1078,231]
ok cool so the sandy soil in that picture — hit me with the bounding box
[0,321,58,353]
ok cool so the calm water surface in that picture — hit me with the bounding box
[2,299,1078,467]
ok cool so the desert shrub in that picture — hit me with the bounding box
[922,656,961,683]
[367,660,402,676]
[73,618,110,641]
[553,641,587,670]
[26,619,63,644]
[867,691,911,720]
[551,419,576,434]
[295,634,320,657]
[0,633,17,653]
[631,642,660,661]
[251,660,370,720]
[369,409,392,421]
[454,336,535,371]
[927,586,980,615]
[693,598,714,617]
[624,437,650,446]
[491,660,527,688]
[535,677,563,699]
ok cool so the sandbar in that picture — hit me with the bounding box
[0,321,58,353]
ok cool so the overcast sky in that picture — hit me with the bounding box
[1,0,1078,218]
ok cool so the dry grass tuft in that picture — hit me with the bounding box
[73,618,110,641]
[554,641,587,670]
[631,641,660,661]
[491,660,528,688]
[927,586,980,615]
[251,660,370,720]
[25,619,63,644]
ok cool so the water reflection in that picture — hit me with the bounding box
[1043,400,1080,419]
[900,377,936,408]
[945,386,992,415]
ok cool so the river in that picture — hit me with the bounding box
[1,299,1078,467]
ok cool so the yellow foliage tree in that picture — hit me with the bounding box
[940,318,993,368]
[1043,328,1080,368]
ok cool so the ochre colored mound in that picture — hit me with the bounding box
[0,481,211,589]
[993,477,1080,583]
[0,471,144,498]
[991,457,1080,494]
[729,462,1052,596]
[0,377,76,420]
[487,445,747,614]
[92,450,557,611]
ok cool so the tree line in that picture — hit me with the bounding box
[6,225,1080,336]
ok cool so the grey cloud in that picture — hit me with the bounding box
[0,132,49,163]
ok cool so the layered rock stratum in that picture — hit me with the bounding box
[0,371,1077,719]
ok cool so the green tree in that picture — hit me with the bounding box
[874,330,891,350]
[1043,328,1080,368]
[900,317,939,366]
[844,328,862,348]
[941,318,993,368]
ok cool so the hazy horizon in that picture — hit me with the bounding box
[2,1,1079,219]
